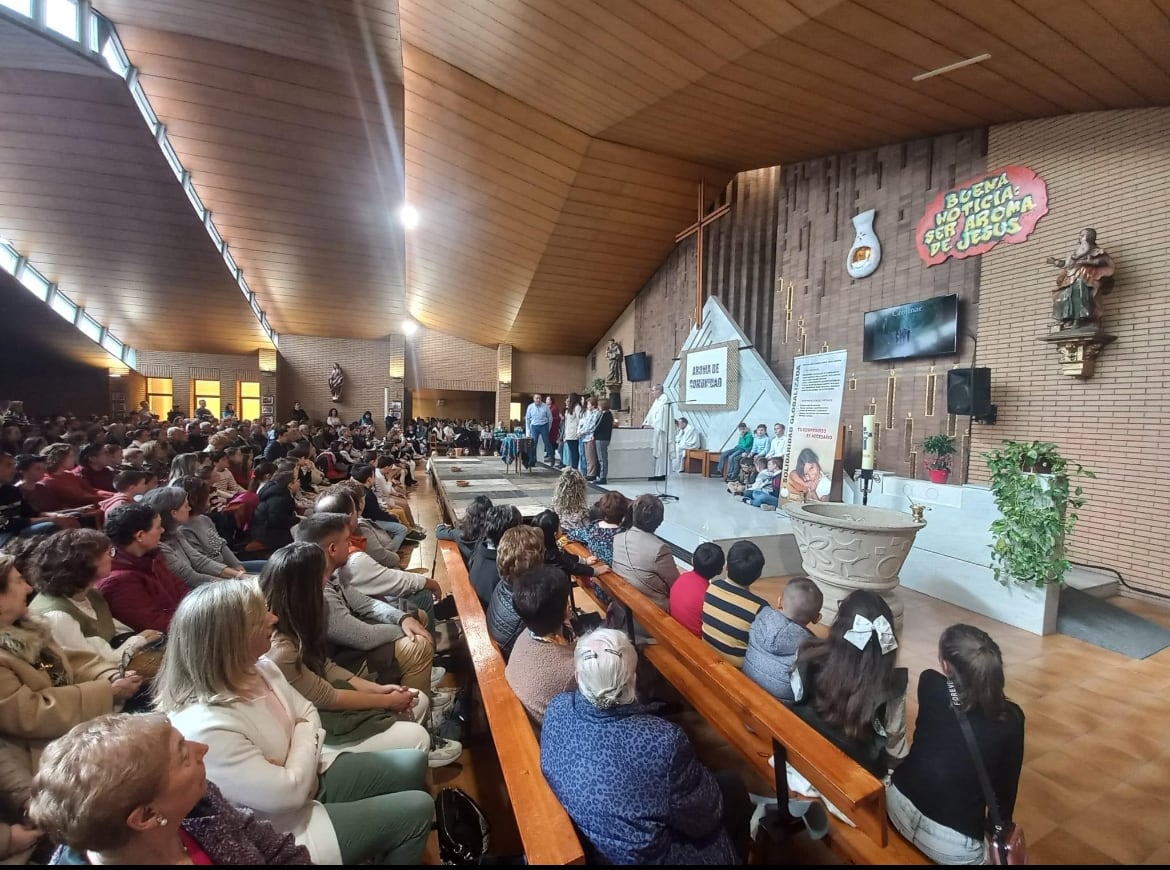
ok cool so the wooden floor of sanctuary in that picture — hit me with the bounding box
[407,470,1170,866]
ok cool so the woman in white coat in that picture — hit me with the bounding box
[154,578,434,865]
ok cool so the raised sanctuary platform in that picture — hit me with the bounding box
[430,455,803,577]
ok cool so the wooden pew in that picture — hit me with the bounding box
[439,541,585,866]
[564,541,927,865]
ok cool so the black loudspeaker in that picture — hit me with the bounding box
[947,367,994,420]
[624,352,651,382]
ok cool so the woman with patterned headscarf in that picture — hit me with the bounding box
[539,628,750,865]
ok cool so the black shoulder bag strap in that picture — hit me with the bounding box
[947,679,1009,863]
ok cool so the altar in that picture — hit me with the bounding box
[605,427,655,479]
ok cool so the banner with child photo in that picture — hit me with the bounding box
[780,350,847,505]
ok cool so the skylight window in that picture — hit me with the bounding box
[122,347,138,369]
[49,288,78,323]
[222,246,238,278]
[158,129,184,181]
[45,0,79,42]
[18,263,50,301]
[100,331,123,359]
[100,32,130,78]
[182,175,205,220]
[205,213,223,250]
[0,1,33,19]
[128,77,159,133]
[77,311,103,342]
[0,243,17,275]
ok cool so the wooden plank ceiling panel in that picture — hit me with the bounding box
[117,23,408,339]
[0,24,268,355]
[507,140,728,352]
[401,43,589,347]
[2,0,1169,358]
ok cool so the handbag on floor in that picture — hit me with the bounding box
[948,680,1027,864]
[435,787,491,864]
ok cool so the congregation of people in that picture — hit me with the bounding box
[439,466,1025,866]
[0,399,1023,866]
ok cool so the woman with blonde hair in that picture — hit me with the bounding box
[28,712,310,864]
[167,453,205,487]
[551,467,589,534]
[154,578,434,865]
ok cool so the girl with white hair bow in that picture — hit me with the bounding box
[789,590,909,780]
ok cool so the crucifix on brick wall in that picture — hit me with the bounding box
[675,179,730,328]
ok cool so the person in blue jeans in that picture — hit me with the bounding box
[592,399,614,484]
[743,457,781,508]
[715,423,752,480]
[525,394,553,467]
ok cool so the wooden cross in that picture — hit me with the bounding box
[674,179,730,328]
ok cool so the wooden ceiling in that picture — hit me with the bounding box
[1,0,1169,356]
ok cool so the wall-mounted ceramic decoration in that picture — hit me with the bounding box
[847,209,881,278]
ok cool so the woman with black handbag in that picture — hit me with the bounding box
[886,624,1026,864]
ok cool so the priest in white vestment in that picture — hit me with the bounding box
[673,417,702,472]
[642,384,672,480]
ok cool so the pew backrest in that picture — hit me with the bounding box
[563,540,928,865]
[440,540,585,866]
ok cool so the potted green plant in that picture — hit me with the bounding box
[586,378,607,398]
[922,433,957,484]
[983,440,1095,588]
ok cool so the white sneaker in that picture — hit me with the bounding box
[428,733,463,768]
[431,688,456,719]
[430,666,446,689]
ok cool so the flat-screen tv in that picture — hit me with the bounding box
[863,293,959,363]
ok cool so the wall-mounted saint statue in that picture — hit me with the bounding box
[1047,228,1115,331]
[606,338,624,386]
[328,362,345,402]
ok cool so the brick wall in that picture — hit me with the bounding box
[620,131,986,479]
[586,299,637,410]
[409,327,498,392]
[511,352,587,397]
[135,349,276,422]
[774,131,986,481]
[969,108,1170,597]
[276,334,402,428]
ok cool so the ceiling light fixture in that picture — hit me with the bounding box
[402,319,419,336]
[399,203,419,230]
[912,53,992,82]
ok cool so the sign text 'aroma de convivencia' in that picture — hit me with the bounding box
[916,165,1048,266]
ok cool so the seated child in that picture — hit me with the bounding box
[743,457,781,508]
[669,542,725,638]
[701,540,767,667]
[742,576,823,702]
[98,469,150,518]
[727,455,765,496]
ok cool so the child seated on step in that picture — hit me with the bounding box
[742,457,782,508]
[742,577,823,703]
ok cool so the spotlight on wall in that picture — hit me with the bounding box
[399,203,419,230]
[402,319,419,337]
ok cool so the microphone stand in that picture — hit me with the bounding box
[657,400,679,503]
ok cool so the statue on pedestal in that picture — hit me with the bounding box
[1040,228,1118,379]
[606,339,624,386]
[1047,228,1114,331]
[328,363,345,402]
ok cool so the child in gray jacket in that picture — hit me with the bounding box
[742,577,823,703]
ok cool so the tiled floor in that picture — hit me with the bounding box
[410,469,1170,865]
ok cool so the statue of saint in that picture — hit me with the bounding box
[328,363,345,402]
[1047,228,1115,330]
[606,338,624,386]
